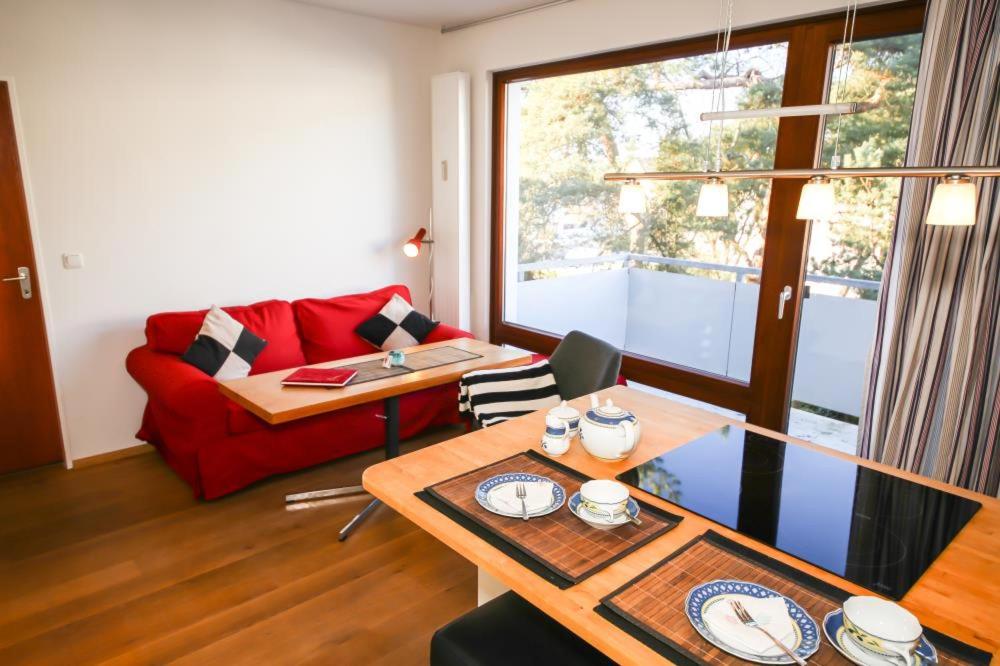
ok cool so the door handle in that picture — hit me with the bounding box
[777,285,792,320]
[2,266,32,299]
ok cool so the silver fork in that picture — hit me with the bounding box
[730,600,807,666]
[515,482,528,521]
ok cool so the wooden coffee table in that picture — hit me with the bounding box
[219,337,531,540]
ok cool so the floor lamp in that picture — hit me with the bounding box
[402,209,435,319]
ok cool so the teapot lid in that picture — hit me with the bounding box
[587,399,635,424]
[548,400,579,418]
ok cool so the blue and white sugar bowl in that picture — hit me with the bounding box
[579,394,641,461]
[547,400,581,437]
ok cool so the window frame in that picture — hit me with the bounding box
[489,0,925,424]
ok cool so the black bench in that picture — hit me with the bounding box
[430,591,615,665]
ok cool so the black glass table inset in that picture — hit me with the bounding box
[617,426,981,599]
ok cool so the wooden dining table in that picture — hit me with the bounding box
[362,384,1000,665]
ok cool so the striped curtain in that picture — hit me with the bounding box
[858,0,1000,496]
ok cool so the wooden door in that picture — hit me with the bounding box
[0,81,64,474]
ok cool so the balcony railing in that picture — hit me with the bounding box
[517,253,881,292]
[506,254,880,427]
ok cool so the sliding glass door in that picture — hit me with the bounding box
[786,33,922,451]
[490,2,926,444]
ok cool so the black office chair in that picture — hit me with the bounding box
[548,330,623,400]
[462,330,622,430]
[430,592,614,666]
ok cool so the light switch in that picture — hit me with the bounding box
[62,253,84,269]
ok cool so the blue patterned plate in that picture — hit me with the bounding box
[823,609,938,666]
[474,473,565,518]
[685,580,820,664]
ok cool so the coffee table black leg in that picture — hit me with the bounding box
[338,396,400,542]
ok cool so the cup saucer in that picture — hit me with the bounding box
[823,609,937,665]
[568,491,639,530]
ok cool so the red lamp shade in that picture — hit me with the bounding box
[403,227,428,257]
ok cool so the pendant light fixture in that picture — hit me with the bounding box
[606,0,996,226]
[796,176,836,221]
[618,178,647,213]
[700,102,875,121]
[695,0,734,218]
[697,177,729,217]
[926,175,977,226]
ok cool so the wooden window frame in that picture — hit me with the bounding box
[489,1,925,425]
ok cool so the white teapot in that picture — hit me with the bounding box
[579,395,641,461]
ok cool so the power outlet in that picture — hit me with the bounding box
[62,253,84,269]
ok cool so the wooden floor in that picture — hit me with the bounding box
[0,427,476,665]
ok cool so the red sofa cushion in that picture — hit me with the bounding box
[293,284,413,363]
[144,299,306,374]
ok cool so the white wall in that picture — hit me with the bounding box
[434,0,866,339]
[0,0,437,460]
[0,0,886,462]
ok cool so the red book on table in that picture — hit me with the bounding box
[281,367,357,388]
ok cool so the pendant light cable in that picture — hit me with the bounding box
[705,0,726,171]
[830,0,859,168]
[711,0,735,172]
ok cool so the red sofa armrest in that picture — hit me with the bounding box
[126,346,230,428]
[425,322,474,343]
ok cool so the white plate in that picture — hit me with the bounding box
[685,580,820,664]
[474,473,565,518]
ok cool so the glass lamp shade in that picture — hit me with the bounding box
[796,176,836,221]
[926,176,977,226]
[696,178,729,217]
[618,180,647,214]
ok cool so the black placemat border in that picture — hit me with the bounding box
[417,449,684,589]
[595,530,991,665]
[415,489,574,589]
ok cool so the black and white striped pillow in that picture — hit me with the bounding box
[459,359,561,427]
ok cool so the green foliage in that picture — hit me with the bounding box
[513,35,922,290]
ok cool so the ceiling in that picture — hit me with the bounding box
[298,0,561,30]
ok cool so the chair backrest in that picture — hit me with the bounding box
[548,330,623,401]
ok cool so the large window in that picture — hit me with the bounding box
[491,3,925,439]
[504,43,787,381]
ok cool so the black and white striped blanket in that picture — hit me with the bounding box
[458,359,561,427]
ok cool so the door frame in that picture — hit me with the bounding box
[1,76,73,469]
[487,1,926,430]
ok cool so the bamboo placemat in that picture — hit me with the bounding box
[340,345,482,385]
[417,450,683,588]
[597,531,990,665]
[402,345,482,370]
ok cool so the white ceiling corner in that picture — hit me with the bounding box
[294,0,564,30]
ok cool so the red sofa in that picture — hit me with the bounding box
[126,285,472,499]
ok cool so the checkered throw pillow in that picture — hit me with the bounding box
[355,294,438,351]
[181,305,267,380]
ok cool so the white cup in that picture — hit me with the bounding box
[579,479,629,522]
[842,596,923,666]
[541,414,571,456]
